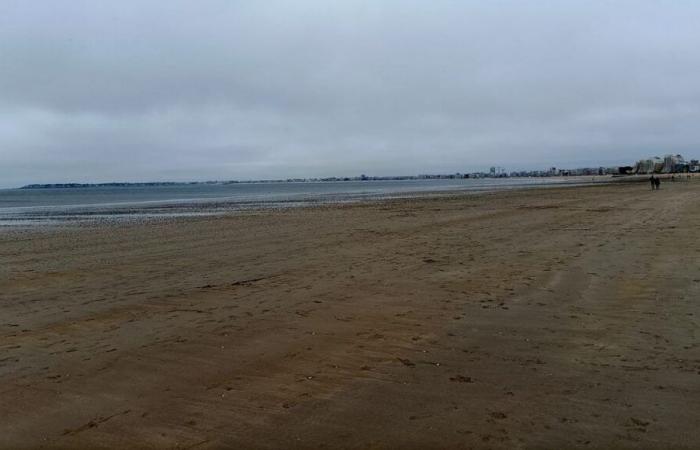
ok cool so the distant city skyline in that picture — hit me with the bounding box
[2,1,700,188]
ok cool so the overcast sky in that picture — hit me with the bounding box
[2,1,700,187]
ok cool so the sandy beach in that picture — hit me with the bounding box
[1,181,699,449]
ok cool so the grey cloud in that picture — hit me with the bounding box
[2,0,700,187]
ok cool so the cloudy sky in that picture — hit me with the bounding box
[2,1,700,187]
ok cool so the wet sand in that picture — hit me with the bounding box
[1,181,699,449]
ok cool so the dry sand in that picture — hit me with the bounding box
[1,181,699,449]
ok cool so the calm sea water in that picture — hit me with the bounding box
[0,178,593,227]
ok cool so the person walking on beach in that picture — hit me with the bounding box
[650,175,656,190]
[655,176,661,190]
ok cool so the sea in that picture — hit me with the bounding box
[0,177,599,227]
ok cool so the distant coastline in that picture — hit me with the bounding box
[20,181,227,189]
[16,173,618,190]
[18,175,508,190]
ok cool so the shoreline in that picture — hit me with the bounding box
[0,175,632,230]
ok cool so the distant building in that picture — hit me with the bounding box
[635,154,687,174]
[634,156,664,174]
[661,154,686,173]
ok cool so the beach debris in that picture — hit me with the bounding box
[61,410,131,436]
[397,358,415,367]
[449,375,474,383]
[198,277,269,290]
[630,417,650,427]
[231,276,266,286]
[409,414,432,421]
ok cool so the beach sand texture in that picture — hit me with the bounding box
[1,182,699,448]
